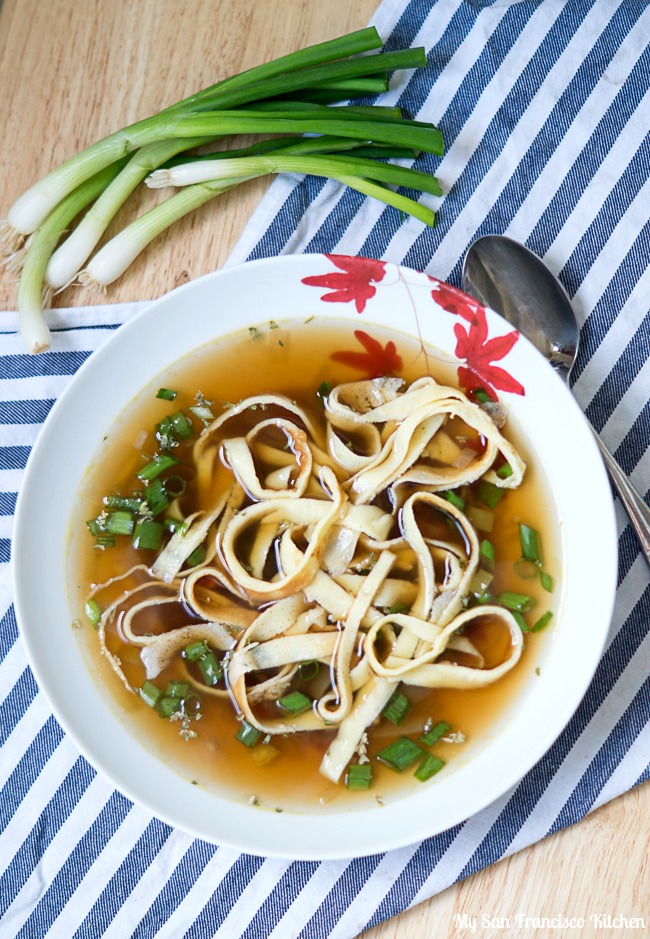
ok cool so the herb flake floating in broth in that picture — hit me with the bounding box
[75,322,557,807]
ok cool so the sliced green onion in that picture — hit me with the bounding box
[166,680,191,699]
[185,544,207,568]
[383,603,410,615]
[496,462,513,479]
[476,480,504,509]
[540,571,554,593]
[298,661,319,681]
[164,475,186,499]
[479,539,496,570]
[420,721,451,746]
[277,691,312,716]
[532,611,553,633]
[376,736,424,772]
[132,517,164,551]
[473,389,492,403]
[140,680,161,708]
[515,558,540,580]
[156,696,181,718]
[346,763,372,790]
[415,754,445,782]
[169,410,194,441]
[137,453,179,481]
[84,598,101,628]
[519,523,542,563]
[444,490,465,511]
[105,494,143,512]
[498,591,537,613]
[86,517,103,537]
[184,640,208,662]
[156,388,177,401]
[144,477,170,515]
[235,722,263,748]
[94,533,116,548]
[316,380,331,400]
[197,651,222,686]
[189,403,215,424]
[511,611,530,633]
[104,510,135,535]
[164,516,187,535]
[381,691,412,725]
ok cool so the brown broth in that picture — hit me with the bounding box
[68,318,560,812]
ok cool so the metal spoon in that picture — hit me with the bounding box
[462,234,650,567]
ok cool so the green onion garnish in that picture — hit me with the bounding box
[185,544,207,568]
[184,640,208,662]
[164,516,187,535]
[166,680,191,698]
[298,661,319,681]
[197,651,222,686]
[156,696,182,718]
[473,389,491,403]
[86,517,103,537]
[469,568,493,599]
[383,603,410,615]
[132,517,164,551]
[511,611,529,633]
[169,410,194,441]
[139,680,161,708]
[376,736,424,772]
[540,571,554,593]
[496,462,513,479]
[467,506,494,532]
[137,453,179,481]
[514,558,539,580]
[420,721,451,746]
[476,480,504,509]
[316,380,331,401]
[415,754,445,782]
[277,691,312,716]
[479,539,495,570]
[532,611,553,633]
[156,388,177,401]
[381,691,412,725]
[444,490,465,511]
[498,591,537,613]
[189,403,215,424]
[144,477,170,515]
[84,598,101,628]
[105,495,142,512]
[346,763,372,789]
[104,510,135,535]
[235,722,263,748]
[519,523,542,563]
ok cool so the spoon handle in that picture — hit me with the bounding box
[592,431,650,568]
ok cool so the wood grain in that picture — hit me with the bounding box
[1,2,648,937]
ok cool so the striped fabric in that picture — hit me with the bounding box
[1,0,649,935]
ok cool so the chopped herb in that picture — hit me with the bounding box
[473,388,491,403]
[137,452,179,482]
[511,610,529,633]
[169,410,194,441]
[132,517,164,551]
[316,380,331,401]
[514,558,539,580]
[415,754,445,781]
[298,661,319,681]
[376,736,424,772]
[236,722,263,748]
[476,479,504,509]
[278,340,284,347]
[166,680,191,699]
[105,495,142,513]
[444,490,465,511]
[84,598,101,628]
[185,544,207,568]
[420,720,451,746]
[140,680,161,708]
[277,691,312,715]
[382,691,412,725]
[540,570,554,593]
[531,610,553,633]
[156,388,177,401]
[248,326,263,341]
[519,523,542,563]
[479,538,496,570]
[269,320,279,329]
[496,462,513,479]
[346,763,372,789]
[144,477,170,515]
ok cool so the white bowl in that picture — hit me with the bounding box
[13,254,618,859]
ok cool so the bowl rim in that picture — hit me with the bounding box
[12,253,619,859]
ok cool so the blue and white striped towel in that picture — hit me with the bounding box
[1,1,649,936]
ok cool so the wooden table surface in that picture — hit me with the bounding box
[1,1,647,936]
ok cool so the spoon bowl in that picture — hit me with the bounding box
[462,234,650,567]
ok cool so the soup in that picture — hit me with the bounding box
[69,318,558,812]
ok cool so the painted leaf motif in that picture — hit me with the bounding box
[331,329,403,378]
[431,279,525,400]
[302,254,387,313]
